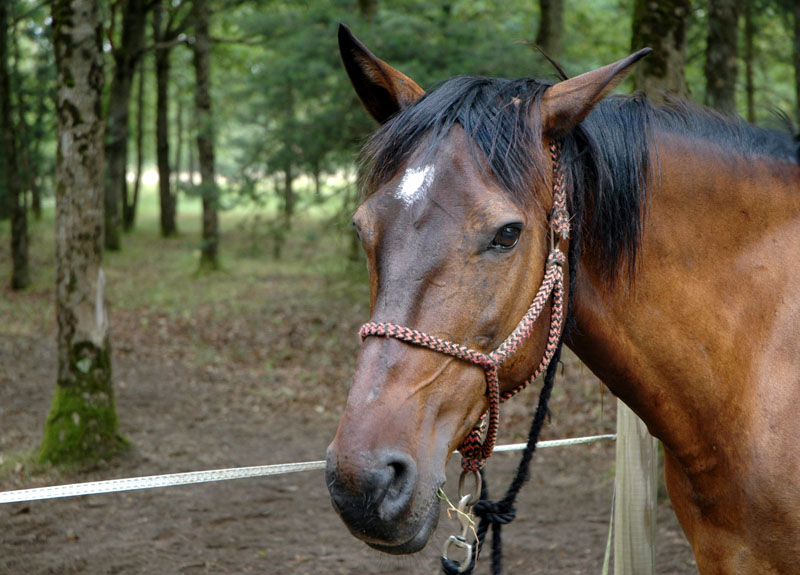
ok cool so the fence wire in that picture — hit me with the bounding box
[0,434,615,505]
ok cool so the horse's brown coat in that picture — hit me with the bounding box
[570,134,800,573]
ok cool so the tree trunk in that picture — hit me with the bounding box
[104,0,147,250]
[283,164,294,225]
[154,1,177,237]
[41,0,127,466]
[174,93,183,192]
[1,3,29,290]
[12,20,39,224]
[357,0,377,21]
[30,61,48,220]
[188,120,196,186]
[631,0,690,99]
[794,0,800,127]
[192,0,219,269]
[313,161,321,202]
[124,59,145,231]
[536,0,564,61]
[705,0,739,115]
[743,0,755,123]
[271,166,294,261]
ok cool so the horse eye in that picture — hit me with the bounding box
[350,221,362,241]
[490,225,521,250]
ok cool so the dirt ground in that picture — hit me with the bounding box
[0,240,697,575]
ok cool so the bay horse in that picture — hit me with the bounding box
[326,24,800,574]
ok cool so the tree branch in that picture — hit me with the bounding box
[210,35,263,46]
[139,36,189,56]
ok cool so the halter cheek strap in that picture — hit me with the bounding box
[359,141,570,472]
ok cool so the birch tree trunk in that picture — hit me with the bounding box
[192,0,219,269]
[40,0,127,465]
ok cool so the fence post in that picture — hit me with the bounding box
[614,399,657,575]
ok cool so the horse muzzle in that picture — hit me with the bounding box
[325,445,441,553]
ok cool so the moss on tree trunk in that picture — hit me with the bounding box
[39,342,128,465]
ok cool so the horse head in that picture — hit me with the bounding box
[326,24,648,554]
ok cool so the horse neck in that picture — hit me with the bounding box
[567,130,800,453]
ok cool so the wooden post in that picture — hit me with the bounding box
[614,399,658,575]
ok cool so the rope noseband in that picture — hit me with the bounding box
[359,141,570,472]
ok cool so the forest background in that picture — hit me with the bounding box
[0,0,797,572]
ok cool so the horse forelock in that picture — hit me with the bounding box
[359,76,552,209]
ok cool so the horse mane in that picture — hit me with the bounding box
[359,75,799,282]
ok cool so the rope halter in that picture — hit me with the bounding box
[359,141,570,472]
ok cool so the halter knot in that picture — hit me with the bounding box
[473,499,516,525]
[547,249,567,268]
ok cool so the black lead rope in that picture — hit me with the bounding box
[441,341,563,575]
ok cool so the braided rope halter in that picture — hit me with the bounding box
[359,141,570,473]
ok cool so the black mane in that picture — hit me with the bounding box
[360,75,799,281]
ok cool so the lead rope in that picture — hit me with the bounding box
[359,141,569,574]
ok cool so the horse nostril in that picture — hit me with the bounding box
[326,447,419,530]
[386,460,406,499]
[377,450,417,518]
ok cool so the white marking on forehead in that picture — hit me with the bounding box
[395,165,435,207]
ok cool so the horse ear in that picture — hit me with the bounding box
[338,24,424,124]
[540,48,651,138]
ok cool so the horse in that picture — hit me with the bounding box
[326,24,800,574]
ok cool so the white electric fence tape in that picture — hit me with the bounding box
[0,434,615,505]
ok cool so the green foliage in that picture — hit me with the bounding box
[205,0,799,228]
[209,0,640,246]
[6,0,798,243]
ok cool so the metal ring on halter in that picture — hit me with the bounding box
[458,468,482,504]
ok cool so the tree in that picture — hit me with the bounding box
[104,0,148,250]
[152,0,190,238]
[631,0,690,98]
[705,0,739,114]
[192,0,219,269]
[536,0,564,61]
[793,0,800,126]
[1,1,29,290]
[40,0,127,465]
[17,7,57,221]
[11,13,41,223]
[124,56,145,230]
[743,0,756,123]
